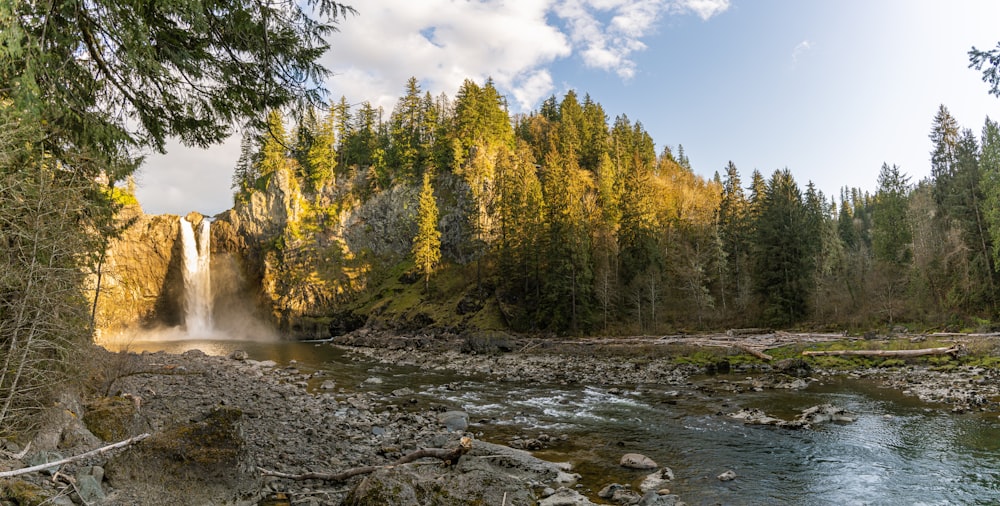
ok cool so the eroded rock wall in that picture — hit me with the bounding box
[90,206,183,332]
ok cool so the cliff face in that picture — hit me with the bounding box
[91,207,184,332]
[215,166,411,336]
[95,165,424,338]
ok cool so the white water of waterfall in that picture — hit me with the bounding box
[180,217,213,336]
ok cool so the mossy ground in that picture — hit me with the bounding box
[351,261,506,332]
[0,479,48,506]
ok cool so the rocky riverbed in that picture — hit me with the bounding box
[334,330,1000,414]
[0,346,636,506]
[4,330,1000,505]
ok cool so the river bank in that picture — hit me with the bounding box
[4,329,1000,505]
[1,344,669,506]
[333,329,1000,415]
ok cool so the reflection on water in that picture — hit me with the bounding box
[108,340,1000,505]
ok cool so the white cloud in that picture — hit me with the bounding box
[674,0,731,21]
[792,40,813,63]
[325,0,732,111]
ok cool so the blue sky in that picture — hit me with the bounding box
[137,0,1000,216]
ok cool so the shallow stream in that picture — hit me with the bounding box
[117,339,1000,505]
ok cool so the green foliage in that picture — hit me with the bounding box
[413,171,442,291]
[969,42,1000,98]
[751,169,813,325]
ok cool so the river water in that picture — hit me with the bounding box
[116,339,1000,505]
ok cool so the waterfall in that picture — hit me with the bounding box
[180,216,213,336]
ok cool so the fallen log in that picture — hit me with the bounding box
[802,346,961,358]
[735,344,773,361]
[0,433,150,478]
[259,437,473,482]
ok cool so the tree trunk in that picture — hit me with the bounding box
[802,346,960,357]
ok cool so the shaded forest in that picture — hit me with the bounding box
[233,76,1000,334]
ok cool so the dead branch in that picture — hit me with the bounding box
[259,437,473,482]
[0,433,150,478]
[802,346,961,358]
[0,441,31,460]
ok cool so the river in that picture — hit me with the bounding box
[115,339,1000,505]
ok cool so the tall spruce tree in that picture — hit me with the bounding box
[752,169,812,325]
[413,171,442,292]
[980,118,1000,271]
[717,162,751,312]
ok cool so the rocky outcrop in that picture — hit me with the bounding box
[728,404,855,429]
[105,407,258,506]
[344,440,578,506]
[89,206,184,332]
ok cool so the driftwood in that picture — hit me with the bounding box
[0,433,150,478]
[735,344,773,361]
[259,437,473,483]
[802,346,961,358]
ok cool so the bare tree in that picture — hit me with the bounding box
[0,114,96,436]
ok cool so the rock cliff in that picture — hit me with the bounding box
[89,206,184,333]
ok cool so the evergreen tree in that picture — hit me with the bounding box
[540,136,594,332]
[930,104,960,205]
[752,169,812,325]
[969,42,1000,97]
[333,96,353,170]
[717,162,751,311]
[580,95,610,172]
[260,110,290,179]
[413,171,442,292]
[870,164,912,322]
[232,131,262,201]
[305,105,337,192]
[980,118,1000,271]
[388,77,424,181]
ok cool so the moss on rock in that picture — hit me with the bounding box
[0,479,48,506]
[105,407,257,505]
[83,396,136,442]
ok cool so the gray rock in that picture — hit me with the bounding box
[729,404,854,429]
[598,483,627,499]
[438,411,469,432]
[28,450,64,475]
[363,376,383,385]
[620,452,658,469]
[77,474,106,503]
[538,487,599,506]
[320,379,337,390]
[640,467,675,493]
[228,349,249,361]
[718,469,737,481]
[611,487,642,504]
[774,358,811,377]
[639,491,684,506]
[346,442,571,506]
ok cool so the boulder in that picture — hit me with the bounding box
[598,483,628,498]
[638,491,685,506]
[639,467,675,493]
[344,440,579,506]
[718,470,737,481]
[620,453,658,469]
[538,487,599,506]
[729,404,854,429]
[438,411,469,432]
[774,358,812,377]
[105,407,258,505]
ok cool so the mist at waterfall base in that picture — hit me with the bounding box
[107,216,278,345]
